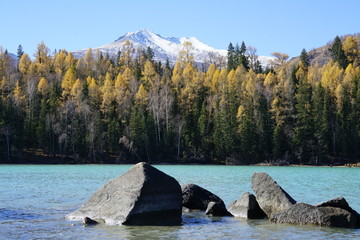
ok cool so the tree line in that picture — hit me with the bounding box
[0,35,359,164]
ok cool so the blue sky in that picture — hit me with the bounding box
[1,0,359,57]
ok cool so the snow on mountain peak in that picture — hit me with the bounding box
[117,29,157,42]
[73,29,272,67]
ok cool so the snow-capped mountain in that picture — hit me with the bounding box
[73,29,271,67]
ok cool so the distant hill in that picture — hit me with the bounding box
[290,34,360,66]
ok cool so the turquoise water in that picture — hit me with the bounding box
[1,164,360,239]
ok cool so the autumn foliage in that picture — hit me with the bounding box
[0,36,360,164]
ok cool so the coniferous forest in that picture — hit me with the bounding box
[0,35,360,165]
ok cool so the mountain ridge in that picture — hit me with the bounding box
[72,29,272,67]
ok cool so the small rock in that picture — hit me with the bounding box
[228,192,266,219]
[83,217,98,225]
[205,201,232,217]
[182,183,226,211]
[182,207,191,213]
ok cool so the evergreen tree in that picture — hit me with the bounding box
[293,75,313,162]
[329,36,348,69]
[254,60,263,74]
[235,41,249,70]
[227,42,236,71]
[300,48,310,68]
[129,105,149,162]
[312,83,330,162]
[17,45,24,60]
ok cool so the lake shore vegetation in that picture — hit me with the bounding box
[0,35,360,165]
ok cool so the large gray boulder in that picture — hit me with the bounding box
[182,183,230,216]
[270,202,360,228]
[228,192,266,219]
[251,172,296,217]
[67,162,182,226]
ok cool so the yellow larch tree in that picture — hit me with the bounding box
[13,81,25,107]
[210,68,220,93]
[142,60,158,89]
[177,41,194,67]
[115,67,134,118]
[18,53,32,75]
[180,65,203,110]
[342,36,359,66]
[84,48,94,76]
[65,52,77,68]
[343,64,359,87]
[135,84,148,105]
[218,68,228,93]
[87,76,101,104]
[38,77,50,95]
[71,78,83,104]
[33,42,51,77]
[204,64,216,88]
[307,62,322,85]
[171,62,183,92]
[61,67,77,98]
[101,73,115,112]
[321,60,344,93]
[226,69,236,93]
[54,50,67,76]
[121,40,135,68]
[335,83,344,113]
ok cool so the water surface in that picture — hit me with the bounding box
[1,165,359,239]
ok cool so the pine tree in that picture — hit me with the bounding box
[312,83,330,162]
[300,48,310,68]
[227,42,236,71]
[254,60,263,74]
[129,105,149,162]
[329,36,348,69]
[233,41,249,70]
[17,45,24,60]
[293,74,313,162]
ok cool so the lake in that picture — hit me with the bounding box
[1,164,360,239]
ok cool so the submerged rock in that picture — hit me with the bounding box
[82,217,98,226]
[251,172,296,217]
[228,192,266,219]
[270,202,360,228]
[67,162,182,226]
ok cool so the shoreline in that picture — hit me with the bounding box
[1,150,359,167]
[1,161,359,168]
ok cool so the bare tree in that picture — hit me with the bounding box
[247,45,259,70]
[204,51,227,71]
[270,52,289,68]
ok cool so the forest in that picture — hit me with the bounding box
[0,35,359,165]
